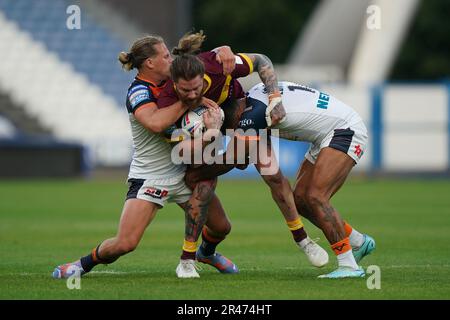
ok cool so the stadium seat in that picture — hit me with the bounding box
[0,0,134,107]
[0,7,132,165]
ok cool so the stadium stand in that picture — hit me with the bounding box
[0,0,134,105]
[0,91,51,137]
[0,2,132,166]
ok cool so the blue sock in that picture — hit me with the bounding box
[80,245,101,272]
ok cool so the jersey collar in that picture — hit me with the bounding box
[135,75,166,88]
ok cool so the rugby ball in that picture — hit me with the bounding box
[181,106,224,138]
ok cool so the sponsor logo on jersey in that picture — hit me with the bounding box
[129,91,150,108]
[239,118,254,128]
[129,84,148,95]
[316,92,330,109]
[144,187,169,199]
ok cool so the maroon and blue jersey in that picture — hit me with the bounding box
[157,51,254,109]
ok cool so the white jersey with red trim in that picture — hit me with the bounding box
[247,81,364,144]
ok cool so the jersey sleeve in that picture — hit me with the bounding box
[231,53,254,78]
[126,84,156,114]
[199,51,253,78]
[157,80,180,109]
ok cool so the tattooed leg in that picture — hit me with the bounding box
[293,147,355,245]
[182,178,218,243]
[294,189,344,243]
[312,201,346,244]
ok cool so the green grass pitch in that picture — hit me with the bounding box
[1,178,449,299]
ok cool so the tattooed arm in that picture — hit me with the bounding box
[244,53,286,127]
[247,53,279,94]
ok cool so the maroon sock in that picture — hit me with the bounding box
[291,227,307,242]
[181,250,196,260]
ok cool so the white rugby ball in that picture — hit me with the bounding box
[181,106,224,138]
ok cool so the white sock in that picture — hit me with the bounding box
[349,229,365,248]
[337,250,359,270]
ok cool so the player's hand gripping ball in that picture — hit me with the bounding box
[181,106,225,138]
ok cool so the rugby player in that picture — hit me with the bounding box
[157,32,329,268]
[52,35,239,279]
[186,81,376,278]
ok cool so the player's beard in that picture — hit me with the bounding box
[183,96,203,109]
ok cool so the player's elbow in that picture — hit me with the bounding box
[253,53,273,71]
[145,122,165,133]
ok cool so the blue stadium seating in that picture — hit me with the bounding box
[0,0,133,106]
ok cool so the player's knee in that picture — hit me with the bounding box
[305,189,328,209]
[223,220,232,236]
[217,218,232,236]
[208,220,231,237]
[263,172,283,187]
[294,195,310,217]
[293,190,307,207]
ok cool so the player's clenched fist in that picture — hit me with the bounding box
[266,92,286,127]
